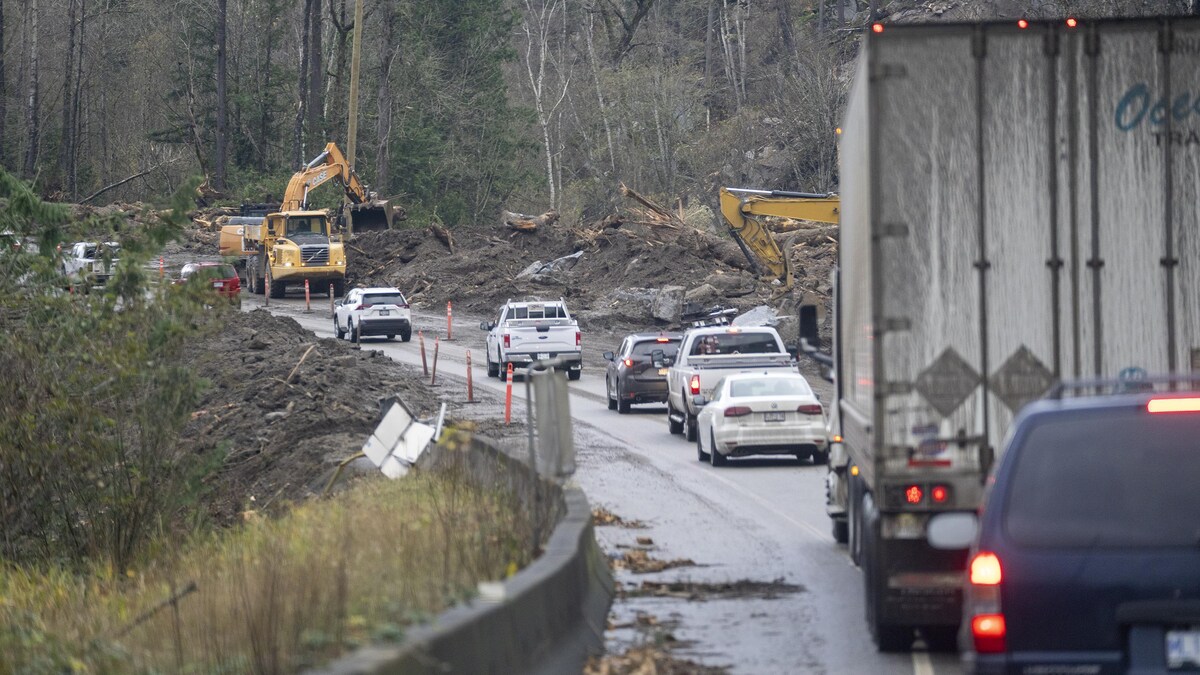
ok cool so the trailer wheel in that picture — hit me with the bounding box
[862,491,913,652]
[848,470,864,566]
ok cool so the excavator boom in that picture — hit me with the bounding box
[719,187,840,289]
[281,142,402,232]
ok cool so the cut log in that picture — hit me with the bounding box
[502,209,559,232]
[428,223,455,252]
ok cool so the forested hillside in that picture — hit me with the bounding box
[1,0,1195,224]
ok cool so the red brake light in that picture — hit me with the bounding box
[1017,18,1029,29]
[797,404,822,415]
[871,22,883,33]
[503,334,511,348]
[1066,17,1078,28]
[931,485,949,503]
[576,331,581,347]
[1148,397,1200,414]
[724,406,752,417]
[689,375,701,395]
[399,303,410,309]
[353,304,364,311]
[656,337,670,343]
[623,358,633,368]
[971,614,1007,653]
[904,485,923,504]
[970,552,1003,586]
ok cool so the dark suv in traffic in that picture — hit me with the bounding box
[955,378,1200,674]
[603,333,681,413]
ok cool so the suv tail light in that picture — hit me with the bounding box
[398,302,410,309]
[623,358,634,368]
[503,333,511,348]
[353,304,364,311]
[969,552,1006,654]
[689,374,701,395]
[797,403,822,415]
[724,406,752,417]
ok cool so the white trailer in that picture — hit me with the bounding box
[803,16,1200,651]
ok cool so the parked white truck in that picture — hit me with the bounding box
[801,17,1200,652]
[62,241,120,287]
[665,325,796,441]
[482,298,582,380]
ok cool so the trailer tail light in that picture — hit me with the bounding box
[724,406,752,417]
[969,552,1006,653]
[689,375,701,395]
[1017,18,1029,29]
[872,22,884,33]
[503,333,511,348]
[1148,397,1200,414]
[1066,17,1078,28]
[904,484,923,504]
[797,403,823,415]
[931,485,950,503]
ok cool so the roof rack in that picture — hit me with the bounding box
[1045,372,1200,399]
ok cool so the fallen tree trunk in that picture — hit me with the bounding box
[502,209,559,232]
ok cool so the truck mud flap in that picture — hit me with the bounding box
[877,539,967,627]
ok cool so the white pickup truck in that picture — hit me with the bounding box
[62,241,120,287]
[665,325,796,441]
[481,298,582,380]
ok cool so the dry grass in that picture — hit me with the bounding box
[0,468,533,674]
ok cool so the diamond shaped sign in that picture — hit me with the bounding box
[914,348,981,417]
[990,346,1055,413]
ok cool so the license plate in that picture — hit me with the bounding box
[379,309,390,316]
[213,281,224,288]
[658,368,669,375]
[1168,629,1200,670]
[764,412,786,422]
[537,352,550,360]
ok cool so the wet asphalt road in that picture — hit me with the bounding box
[245,292,962,675]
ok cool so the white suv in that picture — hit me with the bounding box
[334,287,412,343]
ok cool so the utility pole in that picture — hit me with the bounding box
[345,0,364,236]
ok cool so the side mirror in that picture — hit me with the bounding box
[480,321,495,331]
[927,512,979,550]
[799,304,833,368]
[692,394,708,407]
[602,351,614,361]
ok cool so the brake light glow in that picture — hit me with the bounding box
[1017,18,1029,28]
[904,485,923,504]
[797,404,823,415]
[971,614,1007,653]
[931,485,949,503]
[503,333,511,349]
[656,337,670,343]
[1066,17,1077,28]
[724,406,752,417]
[689,375,701,395]
[970,552,1003,586]
[624,358,634,368]
[1148,397,1200,414]
[872,22,884,33]
[832,435,843,443]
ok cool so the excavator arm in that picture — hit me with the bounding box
[281,142,402,232]
[719,187,840,289]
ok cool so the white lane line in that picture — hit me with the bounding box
[912,650,935,675]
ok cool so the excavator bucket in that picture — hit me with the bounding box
[346,200,405,233]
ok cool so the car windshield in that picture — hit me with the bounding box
[631,340,679,358]
[690,332,780,356]
[362,293,406,307]
[729,377,812,398]
[1004,408,1200,548]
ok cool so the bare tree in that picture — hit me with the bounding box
[215,0,228,190]
[375,0,397,192]
[23,0,40,179]
[0,0,7,169]
[294,0,314,168]
[596,0,655,67]
[520,0,572,209]
[58,0,79,191]
[307,0,323,145]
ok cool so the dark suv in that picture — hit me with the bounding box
[955,380,1200,674]
[603,333,681,413]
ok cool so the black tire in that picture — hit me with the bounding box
[812,448,830,465]
[568,369,581,381]
[267,270,285,299]
[831,518,849,544]
[617,398,630,414]
[400,328,412,342]
[335,317,346,339]
[667,401,684,435]
[863,492,912,653]
[685,413,698,442]
[386,334,395,341]
[710,432,727,467]
[848,470,864,567]
[606,379,617,410]
[351,321,360,343]
[488,357,500,378]
[332,279,345,297]
[697,430,710,462]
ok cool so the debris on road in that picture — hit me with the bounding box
[592,507,648,529]
[627,578,805,601]
[611,549,696,574]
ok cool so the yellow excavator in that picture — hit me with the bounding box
[719,187,840,290]
[225,142,403,298]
